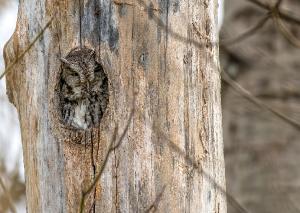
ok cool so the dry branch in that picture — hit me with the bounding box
[221,14,270,46]
[0,177,16,213]
[0,17,53,79]
[222,71,300,131]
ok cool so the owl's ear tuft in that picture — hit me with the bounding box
[89,50,96,59]
[60,58,71,67]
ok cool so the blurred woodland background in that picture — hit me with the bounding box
[0,0,25,212]
[221,0,300,212]
[1,0,300,212]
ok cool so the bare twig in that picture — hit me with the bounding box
[221,0,300,47]
[272,7,300,48]
[246,0,269,10]
[221,14,271,46]
[0,177,16,213]
[0,16,54,80]
[245,0,300,25]
[144,185,166,213]
[79,110,134,213]
[274,0,284,9]
[222,71,300,131]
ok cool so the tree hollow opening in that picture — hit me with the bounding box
[58,47,109,130]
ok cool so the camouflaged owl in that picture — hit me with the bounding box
[59,47,108,129]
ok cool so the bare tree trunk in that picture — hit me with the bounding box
[4,0,226,212]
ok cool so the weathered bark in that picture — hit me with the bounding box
[4,0,225,212]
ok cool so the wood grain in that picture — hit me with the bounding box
[4,0,226,212]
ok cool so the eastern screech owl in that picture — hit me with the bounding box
[59,47,109,129]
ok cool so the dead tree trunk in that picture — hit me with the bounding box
[4,0,226,212]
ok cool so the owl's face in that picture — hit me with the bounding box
[61,49,96,83]
[60,49,101,100]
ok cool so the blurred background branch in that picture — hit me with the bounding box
[221,0,300,213]
[0,176,17,213]
[0,0,25,212]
